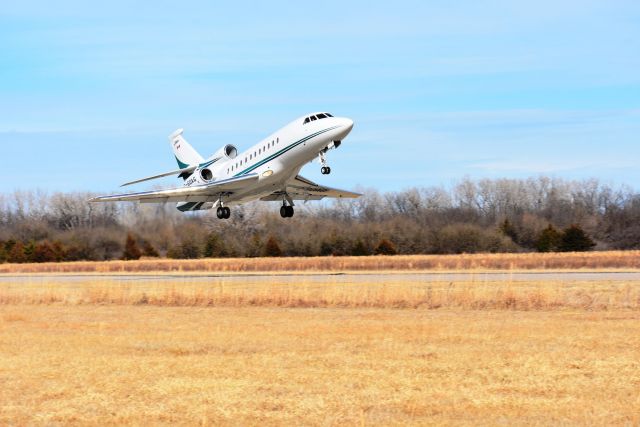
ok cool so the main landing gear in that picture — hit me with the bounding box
[216,206,230,219]
[280,205,294,218]
[319,151,331,175]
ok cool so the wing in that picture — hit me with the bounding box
[90,174,259,203]
[260,175,362,201]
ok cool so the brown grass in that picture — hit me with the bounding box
[1,276,639,311]
[1,250,639,274]
[2,273,640,424]
[1,305,639,425]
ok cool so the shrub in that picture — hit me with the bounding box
[263,236,282,257]
[7,241,26,263]
[351,239,370,256]
[142,240,159,257]
[374,239,397,255]
[122,233,142,260]
[32,241,61,263]
[203,232,226,258]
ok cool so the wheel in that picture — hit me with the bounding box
[325,166,331,174]
[321,166,327,174]
[223,207,231,218]
[280,205,288,218]
[286,206,294,217]
[216,207,224,219]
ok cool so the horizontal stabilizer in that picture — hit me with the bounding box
[121,165,198,187]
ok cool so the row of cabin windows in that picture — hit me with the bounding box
[227,137,280,174]
[303,112,333,124]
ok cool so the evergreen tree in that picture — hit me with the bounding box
[0,241,7,263]
[32,241,58,263]
[180,239,201,259]
[351,239,370,256]
[536,224,562,252]
[263,236,282,257]
[203,232,226,258]
[122,233,142,260]
[8,241,26,263]
[142,240,159,257]
[374,239,397,255]
[23,241,36,262]
[559,225,596,252]
[499,218,519,243]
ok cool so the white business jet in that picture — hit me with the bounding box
[90,112,360,219]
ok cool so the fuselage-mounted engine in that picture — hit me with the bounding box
[190,144,238,185]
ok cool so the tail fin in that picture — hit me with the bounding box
[169,129,204,168]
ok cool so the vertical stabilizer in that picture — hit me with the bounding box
[169,129,204,168]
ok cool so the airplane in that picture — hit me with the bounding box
[90,112,361,219]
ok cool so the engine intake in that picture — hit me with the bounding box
[211,144,238,161]
[200,168,213,182]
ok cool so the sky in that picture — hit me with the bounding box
[1,1,639,194]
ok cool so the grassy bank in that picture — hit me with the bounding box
[0,250,639,274]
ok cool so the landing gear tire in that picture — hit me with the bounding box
[321,166,331,175]
[217,206,231,219]
[280,205,294,218]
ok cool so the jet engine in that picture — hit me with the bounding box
[210,144,238,162]
[188,144,239,184]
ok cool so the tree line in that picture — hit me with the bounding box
[0,176,637,262]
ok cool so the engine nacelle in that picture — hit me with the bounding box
[199,167,213,182]
[210,144,238,162]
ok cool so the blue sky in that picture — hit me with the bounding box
[1,1,639,193]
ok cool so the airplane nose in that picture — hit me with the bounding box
[339,117,354,135]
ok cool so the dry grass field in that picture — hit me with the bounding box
[1,306,639,425]
[0,250,639,274]
[1,269,640,424]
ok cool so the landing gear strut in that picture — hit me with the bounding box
[319,151,331,175]
[216,206,230,219]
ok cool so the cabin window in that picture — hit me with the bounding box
[250,154,252,160]
[277,137,279,143]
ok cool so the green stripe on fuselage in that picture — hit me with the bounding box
[232,126,339,177]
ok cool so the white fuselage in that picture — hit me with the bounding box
[182,113,353,208]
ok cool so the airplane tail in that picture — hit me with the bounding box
[169,128,204,168]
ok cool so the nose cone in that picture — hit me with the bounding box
[334,117,354,140]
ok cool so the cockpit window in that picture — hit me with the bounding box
[316,113,327,119]
[310,116,317,121]
[303,117,310,124]
[325,113,333,117]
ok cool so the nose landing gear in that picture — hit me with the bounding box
[319,151,331,175]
